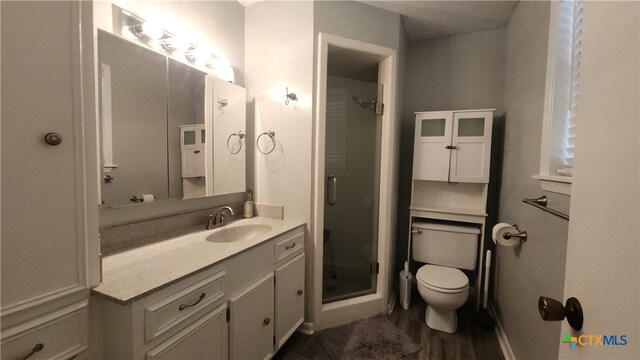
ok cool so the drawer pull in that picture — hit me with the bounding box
[285,243,296,250]
[178,293,206,311]
[17,343,44,360]
[263,317,271,326]
[297,289,303,296]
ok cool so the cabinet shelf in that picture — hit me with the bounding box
[410,205,487,217]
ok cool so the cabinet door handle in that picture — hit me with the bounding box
[445,145,458,149]
[178,293,206,311]
[297,289,303,296]
[285,242,296,250]
[263,317,271,326]
[194,150,201,154]
[16,343,44,360]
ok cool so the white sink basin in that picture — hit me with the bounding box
[206,224,273,243]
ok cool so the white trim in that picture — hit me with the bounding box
[298,322,315,335]
[415,108,495,114]
[0,286,87,324]
[538,1,576,195]
[532,175,572,195]
[489,305,515,360]
[540,2,559,179]
[312,32,397,331]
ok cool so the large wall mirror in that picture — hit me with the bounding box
[98,31,246,209]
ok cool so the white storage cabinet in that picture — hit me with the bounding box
[1,2,99,359]
[413,110,493,183]
[409,109,494,310]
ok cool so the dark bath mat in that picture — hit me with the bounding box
[316,315,421,360]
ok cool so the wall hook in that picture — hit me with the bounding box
[285,87,297,105]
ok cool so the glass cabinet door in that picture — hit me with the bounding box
[412,112,453,181]
[449,111,493,183]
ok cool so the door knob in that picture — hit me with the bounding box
[44,132,62,146]
[538,296,583,330]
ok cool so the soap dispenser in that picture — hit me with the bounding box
[244,190,254,218]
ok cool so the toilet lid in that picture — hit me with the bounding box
[417,265,468,290]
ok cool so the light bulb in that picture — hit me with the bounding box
[140,21,164,40]
[164,37,191,54]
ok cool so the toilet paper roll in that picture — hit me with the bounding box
[492,223,520,247]
[141,194,155,203]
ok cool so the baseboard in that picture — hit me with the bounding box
[387,281,399,314]
[299,321,315,335]
[489,305,515,360]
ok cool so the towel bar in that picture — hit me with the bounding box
[522,195,569,220]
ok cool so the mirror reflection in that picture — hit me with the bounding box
[98,31,246,209]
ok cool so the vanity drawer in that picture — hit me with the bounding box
[144,271,225,343]
[275,231,304,263]
[0,300,88,360]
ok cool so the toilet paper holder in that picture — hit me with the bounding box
[503,224,527,242]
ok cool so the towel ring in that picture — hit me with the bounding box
[257,130,276,154]
[226,131,245,154]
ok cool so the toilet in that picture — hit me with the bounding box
[412,221,480,333]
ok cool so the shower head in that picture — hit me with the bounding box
[352,96,378,112]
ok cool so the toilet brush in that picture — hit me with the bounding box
[475,250,495,327]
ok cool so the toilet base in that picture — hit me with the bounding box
[425,305,458,333]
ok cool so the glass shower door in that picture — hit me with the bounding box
[322,76,382,304]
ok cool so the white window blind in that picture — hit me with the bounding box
[562,0,582,174]
[325,89,348,168]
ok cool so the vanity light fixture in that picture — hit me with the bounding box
[131,21,165,40]
[285,87,297,105]
[119,7,235,83]
[161,36,192,55]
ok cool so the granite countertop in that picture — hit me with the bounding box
[92,217,305,304]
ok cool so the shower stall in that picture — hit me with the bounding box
[311,33,397,331]
[322,76,382,304]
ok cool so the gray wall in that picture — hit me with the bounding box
[404,29,506,114]
[494,2,570,359]
[397,28,507,278]
[314,0,403,50]
[99,33,169,208]
[167,60,206,201]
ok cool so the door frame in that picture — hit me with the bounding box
[311,33,397,331]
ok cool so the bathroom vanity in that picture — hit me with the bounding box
[92,217,305,359]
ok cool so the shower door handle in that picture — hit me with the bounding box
[327,175,337,206]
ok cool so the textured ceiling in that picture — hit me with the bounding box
[356,1,518,41]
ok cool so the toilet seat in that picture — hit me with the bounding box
[417,265,468,293]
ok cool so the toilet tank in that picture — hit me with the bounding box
[412,221,480,270]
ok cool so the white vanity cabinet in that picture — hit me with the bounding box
[96,224,305,360]
[229,274,275,360]
[1,2,99,359]
[413,110,493,183]
[275,253,305,349]
[146,303,229,360]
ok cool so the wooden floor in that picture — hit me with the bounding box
[275,290,505,360]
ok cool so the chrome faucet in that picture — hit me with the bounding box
[207,206,234,229]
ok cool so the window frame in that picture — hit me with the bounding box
[536,0,580,195]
